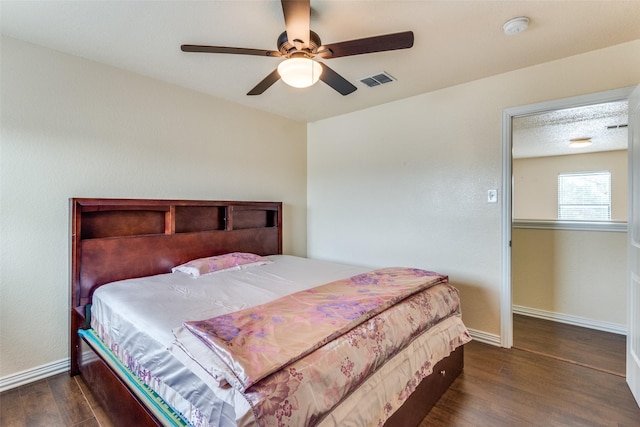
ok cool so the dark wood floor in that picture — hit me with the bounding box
[420,315,638,426]
[2,317,639,426]
[512,314,627,377]
[0,373,106,427]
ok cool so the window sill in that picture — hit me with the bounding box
[513,220,627,232]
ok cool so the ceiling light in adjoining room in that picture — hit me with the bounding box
[569,137,593,148]
[278,57,323,88]
[503,16,530,35]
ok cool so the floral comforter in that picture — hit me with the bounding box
[184,268,469,426]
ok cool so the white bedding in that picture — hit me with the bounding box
[91,255,468,426]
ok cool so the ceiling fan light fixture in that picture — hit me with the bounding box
[569,137,593,148]
[277,57,322,88]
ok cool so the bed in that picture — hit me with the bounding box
[70,198,470,426]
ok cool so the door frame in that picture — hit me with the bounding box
[627,84,640,405]
[500,86,636,348]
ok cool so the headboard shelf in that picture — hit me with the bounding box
[81,210,167,238]
[174,205,226,233]
[75,199,280,238]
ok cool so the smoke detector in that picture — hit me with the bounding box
[503,17,530,35]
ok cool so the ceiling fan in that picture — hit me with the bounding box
[180,0,414,96]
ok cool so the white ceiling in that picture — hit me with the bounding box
[2,0,639,125]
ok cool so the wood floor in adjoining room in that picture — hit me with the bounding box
[512,313,627,376]
[2,329,639,426]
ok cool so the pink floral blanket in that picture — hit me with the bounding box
[182,268,469,426]
[184,268,447,390]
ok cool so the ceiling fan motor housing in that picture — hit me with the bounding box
[278,30,322,57]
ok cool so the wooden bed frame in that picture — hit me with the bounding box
[70,198,462,427]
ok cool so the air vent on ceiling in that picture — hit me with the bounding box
[606,124,628,129]
[359,72,396,88]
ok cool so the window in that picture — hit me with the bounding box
[558,171,611,221]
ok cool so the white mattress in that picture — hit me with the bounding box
[91,255,468,426]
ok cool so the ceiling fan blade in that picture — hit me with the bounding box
[319,31,414,59]
[318,63,357,96]
[247,69,281,96]
[281,0,310,48]
[181,45,282,57]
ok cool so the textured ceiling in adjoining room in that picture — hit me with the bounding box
[513,100,629,159]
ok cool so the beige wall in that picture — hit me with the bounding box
[0,37,307,378]
[512,228,627,326]
[514,150,628,221]
[308,40,640,339]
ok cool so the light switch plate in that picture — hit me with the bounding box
[488,189,498,203]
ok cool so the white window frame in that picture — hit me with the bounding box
[557,171,611,221]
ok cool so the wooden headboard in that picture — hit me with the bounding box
[70,198,282,374]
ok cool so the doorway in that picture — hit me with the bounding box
[500,86,636,349]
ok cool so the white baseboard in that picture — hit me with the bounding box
[467,328,501,346]
[0,358,70,393]
[513,305,627,336]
